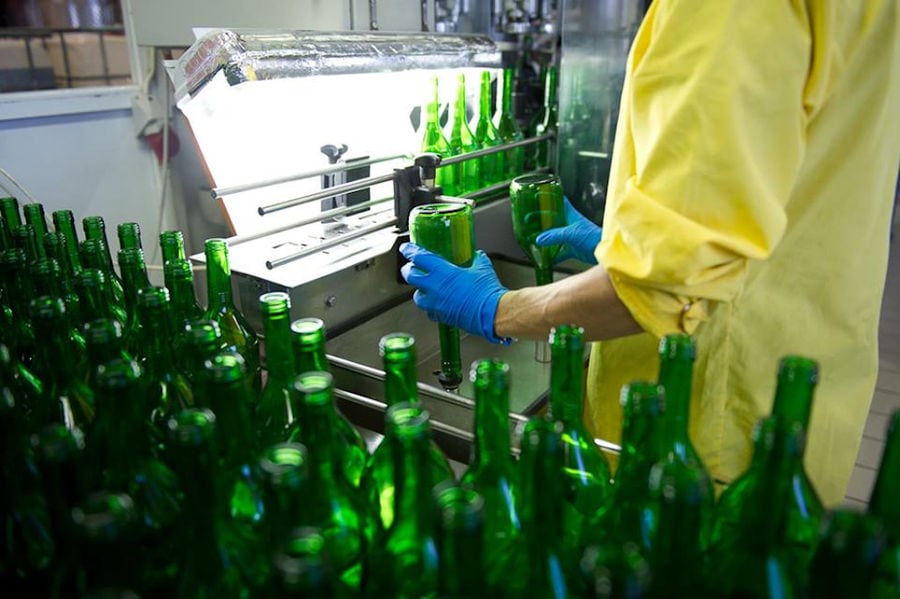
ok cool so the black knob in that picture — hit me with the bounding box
[414,153,442,186]
[320,144,349,164]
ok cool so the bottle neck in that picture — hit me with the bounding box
[263,311,295,383]
[617,401,666,484]
[771,375,814,427]
[294,341,328,374]
[391,431,435,533]
[138,307,177,374]
[205,244,234,308]
[207,380,255,470]
[520,424,564,551]
[549,340,584,426]
[384,358,418,406]
[472,381,512,471]
[479,74,491,121]
[501,69,514,114]
[170,276,201,322]
[658,359,692,449]
[299,399,341,487]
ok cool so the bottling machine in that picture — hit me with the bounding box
[156,0,649,461]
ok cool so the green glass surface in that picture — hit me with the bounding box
[646,454,715,597]
[365,403,441,599]
[74,268,117,324]
[83,318,133,391]
[29,296,93,431]
[549,324,611,546]
[0,196,21,231]
[448,73,481,194]
[435,482,486,598]
[198,352,265,532]
[421,77,457,195]
[0,248,38,366]
[159,230,186,265]
[709,417,799,598]
[116,222,143,251]
[180,320,225,386]
[42,232,79,302]
[12,223,41,263]
[712,356,824,592]
[164,259,204,343]
[0,342,43,428]
[51,210,82,275]
[134,287,194,442]
[409,203,475,390]
[290,316,367,488]
[81,216,125,307]
[496,68,524,177]
[870,411,900,597]
[583,381,666,551]
[203,238,261,393]
[578,542,651,599]
[293,371,372,594]
[263,527,335,597]
[656,334,715,548]
[474,71,503,186]
[166,408,254,598]
[79,239,127,323]
[257,292,301,448]
[532,65,559,169]
[22,203,49,260]
[30,258,82,332]
[257,442,309,547]
[460,359,521,591]
[509,172,565,286]
[362,333,454,530]
[118,247,152,347]
[513,418,573,597]
[810,509,887,598]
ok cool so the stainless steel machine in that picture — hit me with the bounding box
[163,1,648,461]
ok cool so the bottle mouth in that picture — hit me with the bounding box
[35,424,85,462]
[72,492,137,541]
[136,287,169,309]
[411,203,470,217]
[511,172,559,187]
[260,291,291,315]
[260,443,308,487]
[386,402,431,439]
[619,380,666,414]
[658,334,696,361]
[548,323,585,350]
[778,355,820,385]
[292,371,334,406]
[291,317,325,339]
[379,332,416,358]
[167,408,216,447]
[95,358,142,390]
[433,480,484,532]
[84,318,124,345]
[204,352,247,383]
[470,358,510,391]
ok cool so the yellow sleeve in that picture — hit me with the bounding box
[597,0,812,336]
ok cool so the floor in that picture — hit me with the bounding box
[843,228,900,509]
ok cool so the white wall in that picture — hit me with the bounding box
[0,86,177,281]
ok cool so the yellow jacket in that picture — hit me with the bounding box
[587,0,900,506]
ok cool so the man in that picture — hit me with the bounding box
[401,0,900,505]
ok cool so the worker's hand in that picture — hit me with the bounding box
[400,243,511,345]
[535,198,602,265]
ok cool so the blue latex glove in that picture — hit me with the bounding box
[400,243,511,345]
[535,198,603,265]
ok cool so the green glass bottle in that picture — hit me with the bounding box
[257,442,309,548]
[75,268,119,324]
[712,356,824,591]
[257,292,301,448]
[22,204,49,260]
[646,455,714,598]
[80,238,127,321]
[116,222,143,252]
[134,287,194,440]
[578,542,652,599]
[496,68,525,178]
[292,371,372,594]
[42,232,79,294]
[289,316,367,488]
[408,202,475,390]
[710,416,802,598]
[508,172,565,287]
[51,210,82,275]
[870,410,900,597]
[198,352,264,527]
[460,359,521,591]
[83,318,132,392]
[656,334,715,546]
[164,259,204,336]
[514,417,573,597]
[159,230,186,265]
[365,402,441,598]
[263,527,335,598]
[583,381,666,551]
[474,71,503,185]
[533,64,559,170]
[0,196,21,236]
[30,258,81,330]
[69,492,141,595]
[435,481,486,599]
[362,332,454,530]
[118,247,152,343]
[83,357,180,533]
[29,296,93,430]
[447,73,481,194]
[421,77,457,196]
[180,320,226,386]
[549,324,611,546]
[0,248,38,366]
[82,216,125,308]
[0,343,42,430]
[203,238,261,393]
[12,223,41,264]
[166,408,253,598]
[809,509,887,598]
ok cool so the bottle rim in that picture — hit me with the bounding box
[379,332,416,357]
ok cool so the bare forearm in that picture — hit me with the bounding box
[494,266,643,342]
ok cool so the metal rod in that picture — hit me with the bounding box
[214,153,408,198]
[265,219,397,270]
[460,166,551,200]
[258,172,396,216]
[441,133,550,166]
